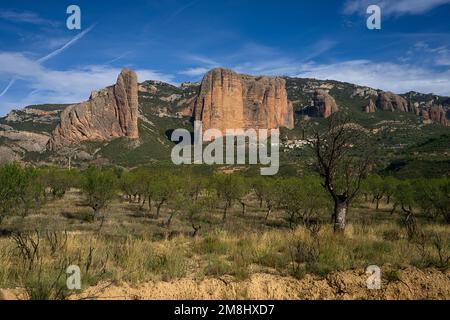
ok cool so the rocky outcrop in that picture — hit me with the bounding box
[423,105,448,126]
[313,90,339,118]
[374,91,448,125]
[193,68,294,134]
[0,131,49,153]
[409,102,420,116]
[48,69,139,150]
[376,92,409,112]
[365,99,376,113]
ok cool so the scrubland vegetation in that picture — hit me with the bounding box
[0,162,449,299]
[0,116,448,300]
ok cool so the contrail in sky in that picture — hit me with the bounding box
[0,24,96,97]
[0,79,16,97]
[38,24,96,63]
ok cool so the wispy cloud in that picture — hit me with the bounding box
[295,60,450,96]
[178,39,336,78]
[0,25,96,98]
[38,24,96,63]
[0,10,58,26]
[178,53,220,77]
[408,42,450,66]
[165,0,200,23]
[182,54,219,66]
[300,39,337,62]
[0,52,174,113]
[343,0,450,16]
[105,51,132,65]
[179,67,211,76]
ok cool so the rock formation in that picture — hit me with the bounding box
[365,99,376,113]
[193,68,294,134]
[424,105,448,126]
[313,89,339,118]
[48,68,139,150]
[376,92,409,112]
[374,92,448,125]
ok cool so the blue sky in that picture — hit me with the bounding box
[1,0,450,115]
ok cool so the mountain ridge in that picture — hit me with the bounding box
[0,67,449,168]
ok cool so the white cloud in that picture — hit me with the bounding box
[177,40,450,96]
[0,10,58,26]
[179,67,211,76]
[344,0,450,16]
[0,25,96,99]
[182,54,219,67]
[0,52,174,114]
[294,60,450,96]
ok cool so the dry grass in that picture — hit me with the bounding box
[0,189,448,299]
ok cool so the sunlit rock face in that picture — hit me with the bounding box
[194,68,294,134]
[48,68,139,150]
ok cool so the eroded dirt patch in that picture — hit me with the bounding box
[2,267,449,300]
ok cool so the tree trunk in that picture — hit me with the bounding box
[167,211,175,226]
[265,206,272,221]
[240,201,246,216]
[191,224,201,237]
[139,197,146,210]
[148,197,152,213]
[333,198,348,233]
[222,204,228,222]
[376,197,380,211]
[390,203,397,215]
[156,200,165,218]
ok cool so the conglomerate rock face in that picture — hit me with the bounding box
[376,92,449,125]
[193,68,294,134]
[376,92,409,112]
[313,89,339,118]
[47,68,139,150]
[424,105,448,125]
[365,99,376,113]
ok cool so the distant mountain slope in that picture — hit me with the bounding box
[0,68,449,171]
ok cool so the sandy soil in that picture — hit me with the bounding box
[2,266,448,300]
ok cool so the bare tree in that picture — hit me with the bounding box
[309,114,372,233]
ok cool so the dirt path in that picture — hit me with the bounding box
[2,267,449,300]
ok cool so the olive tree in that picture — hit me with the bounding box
[366,174,385,210]
[150,172,180,219]
[81,167,117,218]
[279,177,329,229]
[212,174,248,222]
[41,167,73,200]
[0,163,44,224]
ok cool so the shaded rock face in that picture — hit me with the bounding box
[375,92,449,126]
[365,99,376,113]
[313,90,339,118]
[376,92,409,112]
[48,69,138,150]
[194,68,294,134]
[426,105,448,126]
